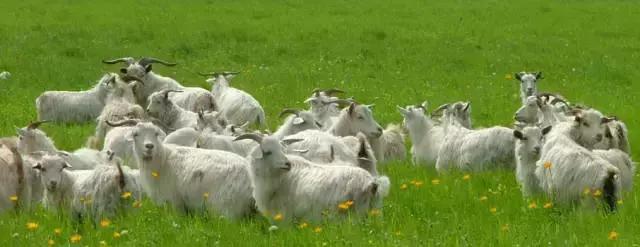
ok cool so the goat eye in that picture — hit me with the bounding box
[358,116,365,120]
[583,122,589,127]
[133,133,139,137]
[263,151,272,156]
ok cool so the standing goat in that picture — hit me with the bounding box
[514,72,543,105]
[397,102,445,166]
[36,73,134,123]
[201,71,266,128]
[103,57,216,112]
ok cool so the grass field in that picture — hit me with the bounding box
[1,0,639,245]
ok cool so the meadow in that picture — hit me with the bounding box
[1,0,639,245]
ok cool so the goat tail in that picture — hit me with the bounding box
[603,170,618,212]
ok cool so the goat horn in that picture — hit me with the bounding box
[105,119,140,127]
[138,57,177,67]
[279,108,301,118]
[197,71,239,77]
[102,57,135,65]
[322,88,345,96]
[431,104,450,115]
[27,120,49,130]
[161,89,183,100]
[234,133,263,143]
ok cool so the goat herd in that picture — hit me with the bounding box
[0,58,634,228]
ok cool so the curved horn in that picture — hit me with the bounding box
[279,108,301,118]
[138,57,177,67]
[106,119,140,127]
[27,120,49,130]
[102,57,135,65]
[161,89,183,100]
[121,75,144,84]
[234,133,263,143]
[431,104,450,115]
[322,88,345,96]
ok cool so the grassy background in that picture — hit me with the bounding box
[1,0,639,245]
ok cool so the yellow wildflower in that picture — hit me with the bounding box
[394,231,402,236]
[479,196,488,202]
[501,224,509,232]
[345,200,354,206]
[100,219,111,228]
[543,161,552,169]
[298,222,308,229]
[462,174,471,181]
[430,179,439,186]
[338,203,349,210]
[528,202,538,209]
[369,209,381,217]
[9,195,18,202]
[617,200,623,205]
[400,184,408,190]
[583,188,591,196]
[490,207,497,213]
[273,213,283,221]
[113,232,121,239]
[505,74,513,80]
[543,202,553,209]
[70,234,82,243]
[203,192,209,199]
[132,200,142,208]
[313,227,322,233]
[26,222,38,231]
[151,171,159,178]
[100,240,108,246]
[608,230,618,240]
[121,191,132,199]
[48,239,55,246]
[54,228,62,235]
[592,189,602,197]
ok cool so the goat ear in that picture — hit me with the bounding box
[32,163,42,170]
[542,126,553,135]
[281,138,304,146]
[604,126,613,138]
[513,130,525,140]
[348,103,356,116]
[601,117,615,124]
[145,64,152,73]
[574,116,582,123]
[535,72,543,80]
[63,162,72,169]
[463,102,471,112]
[396,106,409,115]
[292,117,304,125]
[515,72,524,81]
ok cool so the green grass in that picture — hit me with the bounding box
[1,0,639,245]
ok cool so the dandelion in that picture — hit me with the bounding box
[100,240,108,246]
[113,232,121,239]
[369,209,381,217]
[313,227,322,233]
[479,196,488,202]
[100,219,111,228]
[462,174,471,181]
[132,200,142,208]
[400,184,408,190]
[345,200,354,206]
[121,191,132,199]
[26,222,38,231]
[543,161,552,169]
[592,189,602,198]
[505,74,513,80]
[70,234,82,243]
[394,231,402,236]
[543,202,553,209]
[430,179,439,186]
[54,228,62,235]
[608,230,618,240]
[617,200,623,205]
[151,171,159,178]
[273,213,283,221]
[48,239,55,246]
[298,222,308,229]
[583,187,591,196]
[501,224,509,232]
[490,207,497,213]
[203,192,209,199]
[528,202,538,209]
[9,195,18,202]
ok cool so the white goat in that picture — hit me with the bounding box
[202,71,266,128]
[283,130,358,164]
[304,88,347,130]
[375,123,407,163]
[33,154,93,211]
[514,71,543,105]
[146,89,198,132]
[0,144,26,212]
[431,101,472,129]
[594,119,630,154]
[17,121,102,170]
[236,133,390,223]
[36,73,132,123]
[103,57,216,112]
[127,122,255,218]
[436,112,515,172]
[535,109,620,210]
[397,103,445,166]
[272,109,322,140]
[593,149,635,192]
[513,125,552,197]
